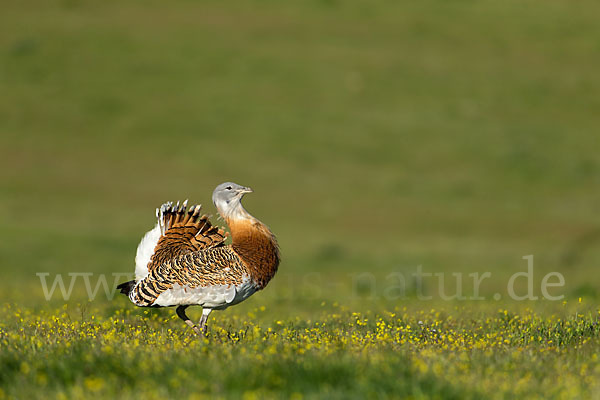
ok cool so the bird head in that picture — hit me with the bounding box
[212,182,253,219]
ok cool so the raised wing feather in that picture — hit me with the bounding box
[147,201,228,271]
[130,246,251,307]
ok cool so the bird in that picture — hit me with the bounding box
[116,182,280,335]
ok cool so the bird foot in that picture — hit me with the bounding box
[183,319,202,335]
[197,322,208,336]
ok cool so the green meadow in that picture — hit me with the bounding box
[1,0,600,398]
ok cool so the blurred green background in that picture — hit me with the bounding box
[1,0,599,309]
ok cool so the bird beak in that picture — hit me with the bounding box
[240,187,253,194]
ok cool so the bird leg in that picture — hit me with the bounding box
[198,308,212,335]
[176,305,201,335]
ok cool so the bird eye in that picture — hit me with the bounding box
[226,186,232,190]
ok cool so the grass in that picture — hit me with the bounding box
[2,302,599,399]
[1,0,600,398]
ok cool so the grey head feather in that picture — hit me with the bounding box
[212,182,253,219]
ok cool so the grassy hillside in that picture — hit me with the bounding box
[1,0,599,398]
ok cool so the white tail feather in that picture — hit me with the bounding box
[134,223,161,281]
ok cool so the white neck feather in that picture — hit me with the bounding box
[216,198,253,222]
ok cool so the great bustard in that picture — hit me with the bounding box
[117,182,280,334]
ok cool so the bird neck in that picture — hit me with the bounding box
[226,215,280,289]
[217,199,248,221]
